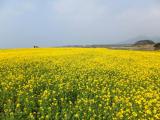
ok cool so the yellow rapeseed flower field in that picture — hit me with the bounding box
[0,48,160,120]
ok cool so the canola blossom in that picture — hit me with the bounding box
[0,48,160,120]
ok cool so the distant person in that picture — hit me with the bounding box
[33,45,39,48]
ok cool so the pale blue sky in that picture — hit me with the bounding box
[0,0,160,48]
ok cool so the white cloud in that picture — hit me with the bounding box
[52,0,110,23]
[50,0,160,40]
[51,0,160,41]
[53,0,107,15]
[0,0,160,47]
[0,1,36,19]
[114,4,160,38]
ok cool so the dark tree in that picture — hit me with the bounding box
[154,43,160,50]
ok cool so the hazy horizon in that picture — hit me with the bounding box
[0,0,160,48]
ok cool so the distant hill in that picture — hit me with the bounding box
[134,40,155,46]
[61,36,160,51]
[121,36,160,44]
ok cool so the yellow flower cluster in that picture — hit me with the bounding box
[0,48,160,120]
